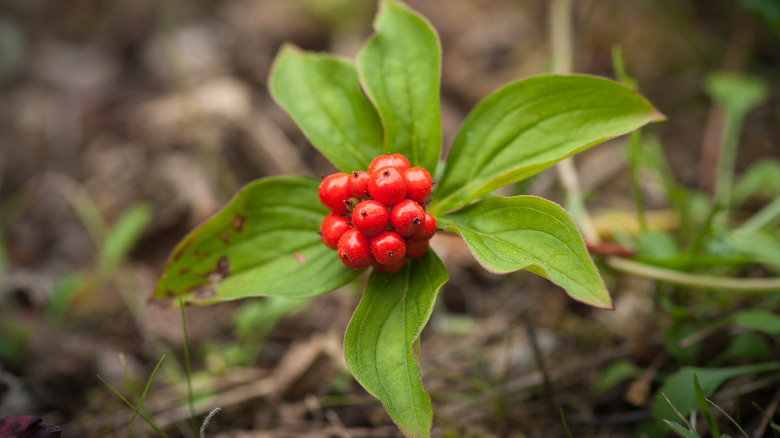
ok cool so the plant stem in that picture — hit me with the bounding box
[550,0,573,75]
[612,46,647,232]
[550,0,599,243]
[180,301,198,436]
[714,112,742,215]
[606,256,780,292]
[627,130,647,232]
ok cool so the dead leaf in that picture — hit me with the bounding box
[0,416,62,438]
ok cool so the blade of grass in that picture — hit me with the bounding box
[752,402,780,437]
[663,419,700,438]
[180,299,198,436]
[98,370,169,437]
[128,355,167,433]
[739,196,780,234]
[663,393,695,430]
[693,374,721,437]
[560,408,574,438]
[708,399,749,438]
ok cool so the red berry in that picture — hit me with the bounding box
[411,212,436,241]
[368,153,411,174]
[348,171,371,199]
[368,166,407,207]
[370,231,406,266]
[318,173,352,215]
[371,258,405,274]
[390,199,425,237]
[337,229,372,270]
[403,167,432,204]
[320,214,351,250]
[352,200,390,237]
[405,239,429,259]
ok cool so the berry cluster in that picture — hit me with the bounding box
[318,153,436,274]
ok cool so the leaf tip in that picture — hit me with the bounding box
[650,107,667,123]
[277,42,302,55]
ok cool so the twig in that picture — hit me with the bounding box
[325,410,353,438]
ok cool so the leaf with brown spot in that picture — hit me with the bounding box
[152,177,359,304]
[231,213,246,232]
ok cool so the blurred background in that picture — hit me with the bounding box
[0,0,778,437]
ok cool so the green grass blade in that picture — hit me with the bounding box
[693,374,721,437]
[560,408,574,438]
[663,419,701,438]
[97,373,168,437]
[128,355,167,432]
[708,399,749,438]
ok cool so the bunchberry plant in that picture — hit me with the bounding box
[151,1,663,436]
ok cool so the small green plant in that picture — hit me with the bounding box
[151,1,663,436]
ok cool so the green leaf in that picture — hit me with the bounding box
[593,360,643,395]
[711,332,772,366]
[269,45,384,172]
[731,309,780,336]
[705,72,768,119]
[439,195,612,309]
[46,271,83,319]
[653,362,780,428]
[344,251,449,438]
[357,0,442,172]
[429,75,664,214]
[100,203,153,276]
[727,230,780,273]
[739,0,780,36]
[152,177,359,305]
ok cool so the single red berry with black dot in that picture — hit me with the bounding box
[370,231,406,266]
[320,213,352,250]
[411,212,436,241]
[318,173,352,215]
[337,229,372,270]
[368,166,407,207]
[390,199,425,237]
[371,257,405,274]
[352,200,390,237]
[348,171,371,199]
[405,238,429,259]
[403,167,432,204]
[368,153,411,174]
